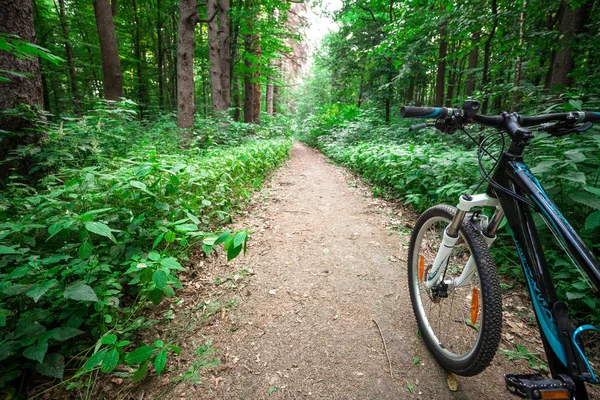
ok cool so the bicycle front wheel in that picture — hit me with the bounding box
[408,205,502,376]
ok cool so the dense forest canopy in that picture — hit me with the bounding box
[0,0,600,396]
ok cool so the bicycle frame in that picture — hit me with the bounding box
[445,151,600,398]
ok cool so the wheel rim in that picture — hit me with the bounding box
[411,216,484,361]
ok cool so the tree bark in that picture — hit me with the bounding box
[512,0,527,110]
[266,71,274,116]
[177,0,199,129]
[244,32,260,123]
[435,12,447,107]
[157,0,164,109]
[465,31,480,97]
[207,0,231,113]
[132,0,147,114]
[0,0,44,168]
[546,2,587,89]
[56,0,81,114]
[481,0,498,114]
[93,0,123,102]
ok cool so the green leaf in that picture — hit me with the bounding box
[163,286,174,297]
[85,221,116,243]
[47,223,63,239]
[569,192,600,210]
[26,279,57,303]
[64,281,98,302]
[0,245,18,254]
[566,291,586,300]
[164,231,176,243]
[125,346,155,365]
[23,342,48,363]
[36,353,64,379]
[214,230,231,245]
[49,327,84,341]
[82,350,107,372]
[153,270,168,290]
[154,350,167,374]
[79,241,93,260]
[148,288,163,304]
[185,211,200,225]
[233,231,248,248]
[160,257,184,271]
[130,180,147,190]
[102,334,118,345]
[148,251,161,261]
[227,243,243,261]
[132,360,148,382]
[3,284,30,296]
[585,211,600,230]
[101,348,120,373]
[559,172,586,185]
[203,235,218,246]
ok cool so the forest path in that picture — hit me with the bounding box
[158,142,519,399]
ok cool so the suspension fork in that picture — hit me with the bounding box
[424,194,503,288]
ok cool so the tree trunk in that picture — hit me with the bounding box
[157,0,164,109]
[132,0,147,115]
[546,2,587,89]
[231,5,241,121]
[244,32,260,124]
[465,31,480,97]
[481,0,498,114]
[357,76,364,108]
[56,0,81,114]
[93,0,123,102]
[435,13,447,107]
[512,0,527,111]
[0,0,44,169]
[207,0,231,113]
[177,0,199,129]
[266,72,274,116]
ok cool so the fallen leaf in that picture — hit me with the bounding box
[111,377,123,385]
[447,372,459,391]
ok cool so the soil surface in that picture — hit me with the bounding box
[139,142,559,400]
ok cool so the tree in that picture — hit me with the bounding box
[0,0,44,165]
[177,0,199,129]
[545,1,587,89]
[207,0,231,112]
[93,0,123,101]
[55,0,81,114]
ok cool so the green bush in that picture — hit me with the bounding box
[0,103,292,387]
[300,104,600,324]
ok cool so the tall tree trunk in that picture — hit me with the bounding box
[546,2,587,89]
[93,0,123,101]
[177,0,199,129]
[252,35,261,124]
[512,0,527,110]
[266,71,274,116]
[132,0,147,115]
[56,0,81,114]
[157,0,164,109]
[0,0,44,170]
[207,0,231,113]
[435,12,447,107]
[481,0,498,114]
[465,31,480,97]
[231,4,241,121]
[357,76,364,108]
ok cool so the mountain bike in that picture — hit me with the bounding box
[400,100,600,400]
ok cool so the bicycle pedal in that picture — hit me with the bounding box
[504,373,574,399]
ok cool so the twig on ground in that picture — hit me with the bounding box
[373,319,394,379]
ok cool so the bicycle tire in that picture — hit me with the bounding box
[408,204,502,376]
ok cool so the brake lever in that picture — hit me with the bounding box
[409,123,435,132]
[539,121,593,137]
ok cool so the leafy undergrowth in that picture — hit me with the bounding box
[300,103,600,325]
[0,102,292,392]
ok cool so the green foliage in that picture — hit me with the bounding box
[0,104,292,388]
[0,33,63,82]
[299,101,600,325]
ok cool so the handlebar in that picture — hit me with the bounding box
[400,105,600,127]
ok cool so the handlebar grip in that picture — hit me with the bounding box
[585,111,600,122]
[401,106,455,119]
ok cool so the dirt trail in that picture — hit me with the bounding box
[160,142,529,399]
